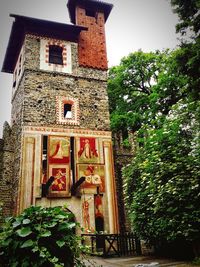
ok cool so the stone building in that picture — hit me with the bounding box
[0,0,120,234]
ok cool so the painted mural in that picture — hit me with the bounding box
[82,199,91,231]
[20,128,118,233]
[77,137,100,163]
[48,135,70,164]
[48,136,71,197]
[77,164,105,193]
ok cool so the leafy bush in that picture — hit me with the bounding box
[0,206,87,267]
[193,257,200,265]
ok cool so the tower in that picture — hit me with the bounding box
[1,0,119,234]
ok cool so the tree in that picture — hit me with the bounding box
[170,0,200,100]
[124,99,200,256]
[108,0,200,258]
[171,0,200,37]
[108,49,187,132]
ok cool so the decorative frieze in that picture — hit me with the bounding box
[23,126,112,138]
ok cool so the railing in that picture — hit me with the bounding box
[81,233,141,257]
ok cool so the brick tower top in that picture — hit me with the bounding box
[67,0,113,70]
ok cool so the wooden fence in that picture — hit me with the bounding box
[81,233,141,257]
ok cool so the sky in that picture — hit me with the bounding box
[0,0,180,138]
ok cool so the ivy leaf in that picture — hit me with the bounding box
[56,240,65,248]
[5,217,13,223]
[32,246,39,253]
[45,222,57,228]
[34,225,41,231]
[2,238,12,246]
[12,221,21,228]
[40,230,51,237]
[22,219,31,225]
[16,227,32,237]
[56,215,66,219]
[20,239,34,248]
[68,222,76,229]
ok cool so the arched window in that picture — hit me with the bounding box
[49,45,63,65]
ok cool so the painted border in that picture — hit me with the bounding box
[23,126,112,138]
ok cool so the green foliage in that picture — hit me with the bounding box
[170,0,200,36]
[0,206,87,267]
[124,99,200,245]
[108,49,187,133]
[170,0,200,100]
[108,0,200,256]
[193,257,200,265]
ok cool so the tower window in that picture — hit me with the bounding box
[49,45,63,65]
[64,103,72,118]
[56,96,79,125]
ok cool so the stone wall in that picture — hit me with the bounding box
[11,73,25,215]
[0,138,4,221]
[20,35,110,131]
[0,123,14,220]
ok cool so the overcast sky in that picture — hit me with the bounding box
[0,0,180,137]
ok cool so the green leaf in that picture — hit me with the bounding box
[22,219,31,225]
[56,240,65,248]
[2,238,12,246]
[16,227,32,237]
[20,239,34,248]
[45,222,57,228]
[12,221,21,228]
[68,222,76,229]
[56,215,66,219]
[5,216,13,223]
[40,230,51,237]
[34,225,41,231]
[32,246,39,253]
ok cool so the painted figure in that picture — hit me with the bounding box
[52,141,64,159]
[51,168,66,191]
[49,136,70,164]
[83,165,103,191]
[78,138,98,160]
[82,200,90,231]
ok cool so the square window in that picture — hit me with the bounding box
[40,39,72,74]
[49,45,63,65]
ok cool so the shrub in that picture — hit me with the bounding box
[0,206,87,267]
